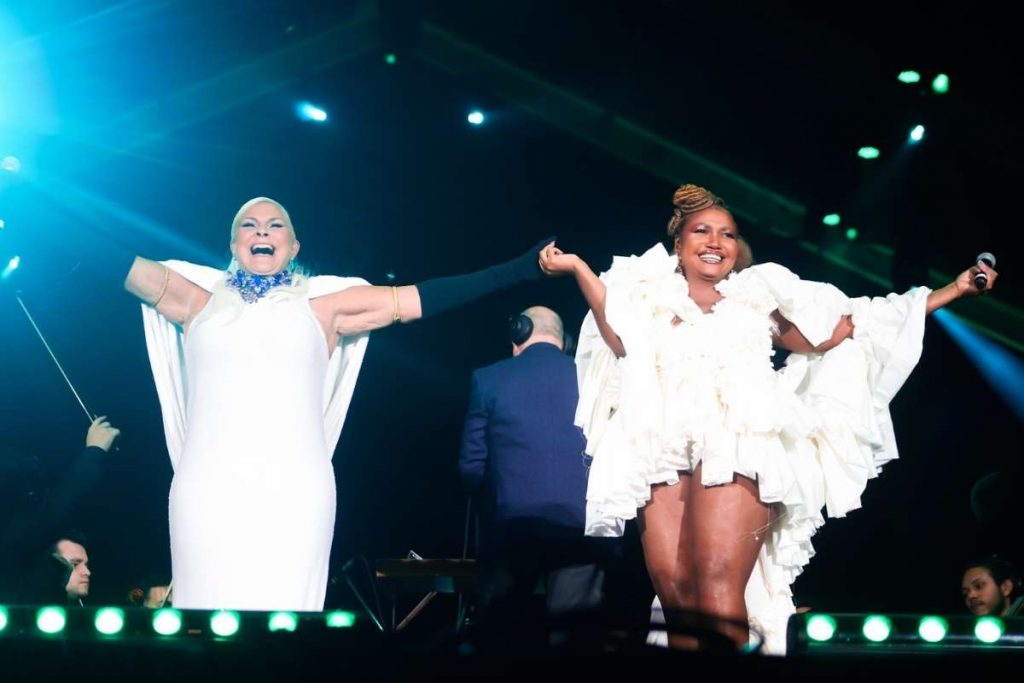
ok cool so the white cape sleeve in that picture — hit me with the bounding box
[140,263,371,470]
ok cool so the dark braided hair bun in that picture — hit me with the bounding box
[666,183,727,238]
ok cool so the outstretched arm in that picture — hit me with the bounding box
[318,238,552,336]
[124,257,210,326]
[773,260,999,353]
[926,261,998,313]
[539,243,626,358]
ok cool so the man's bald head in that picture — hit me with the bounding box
[513,306,565,355]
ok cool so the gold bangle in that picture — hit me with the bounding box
[391,285,401,324]
[152,265,171,307]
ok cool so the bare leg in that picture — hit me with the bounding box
[688,463,772,648]
[638,474,697,649]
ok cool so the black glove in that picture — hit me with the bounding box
[417,237,554,319]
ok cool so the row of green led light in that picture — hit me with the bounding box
[844,71,946,174]
[0,606,355,637]
[806,614,1007,644]
[820,214,858,241]
[897,70,950,94]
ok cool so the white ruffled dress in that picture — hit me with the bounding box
[575,244,929,654]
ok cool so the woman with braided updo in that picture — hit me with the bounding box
[539,183,997,653]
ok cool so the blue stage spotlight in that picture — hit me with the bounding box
[296,102,328,123]
[467,110,485,126]
[2,255,19,279]
[933,309,1024,421]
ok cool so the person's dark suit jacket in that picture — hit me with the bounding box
[459,342,593,563]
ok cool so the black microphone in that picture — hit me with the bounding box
[974,252,996,291]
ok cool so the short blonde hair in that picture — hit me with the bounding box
[230,197,295,238]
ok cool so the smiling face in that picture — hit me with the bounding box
[673,206,740,284]
[230,199,300,275]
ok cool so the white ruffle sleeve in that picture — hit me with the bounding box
[574,245,930,654]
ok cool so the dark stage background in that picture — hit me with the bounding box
[1,0,1021,624]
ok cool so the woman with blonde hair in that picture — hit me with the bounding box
[124,196,549,611]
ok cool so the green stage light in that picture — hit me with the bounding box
[789,613,1024,655]
[268,612,299,633]
[845,227,859,241]
[152,608,183,636]
[94,607,125,635]
[918,616,948,643]
[36,606,67,634]
[210,610,241,637]
[862,615,892,642]
[822,213,841,226]
[975,616,1004,643]
[909,125,925,143]
[932,73,950,94]
[898,70,921,84]
[0,606,8,632]
[857,146,880,160]
[806,614,837,642]
[384,53,397,65]
[325,610,356,628]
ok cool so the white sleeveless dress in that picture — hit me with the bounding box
[575,244,929,653]
[140,262,370,611]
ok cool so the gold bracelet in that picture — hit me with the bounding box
[152,264,171,307]
[391,285,402,323]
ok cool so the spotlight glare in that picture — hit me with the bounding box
[1,155,20,173]
[152,608,183,635]
[822,213,841,226]
[932,73,950,94]
[210,610,241,637]
[296,102,328,123]
[467,110,485,126]
[909,125,926,143]
[862,615,892,642]
[384,53,397,65]
[325,610,356,628]
[806,614,837,642]
[918,616,949,643]
[898,70,921,84]
[2,255,20,280]
[36,606,67,634]
[0,606,8,632]
[94,607,125,635]
[857,146,881,160]
[268,611,299,633]
[975,616,1004,643]
[845,227,859,241]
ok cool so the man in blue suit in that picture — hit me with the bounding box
[460,306,614,633]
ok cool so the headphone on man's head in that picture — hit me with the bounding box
[508,313,575,356]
